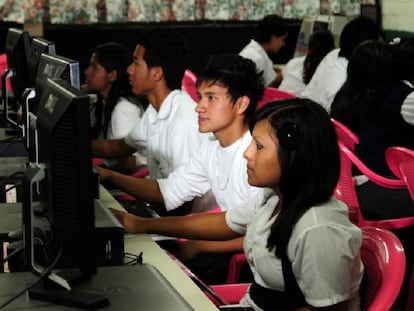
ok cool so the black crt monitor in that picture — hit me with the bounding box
[22,78,106,307]
[23,52,80,163]
[1,27,31,129]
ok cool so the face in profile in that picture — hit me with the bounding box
[243,119,281,190]
[84,53,114,96]
[127,45,156,96]
[195,81,240,138]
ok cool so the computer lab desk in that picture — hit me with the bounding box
[100,186,219,311]
[0,186,219,310]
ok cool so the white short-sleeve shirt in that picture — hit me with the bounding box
[301,49,348,112]
[124,90,204,179]
[103,97,146,167]
[279,56,306,96]
[226,190,363,310]
[158,131,261,212]
[239,39,276,87]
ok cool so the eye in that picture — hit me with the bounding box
[256,143,263,150]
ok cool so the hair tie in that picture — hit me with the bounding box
[277,122,303,151]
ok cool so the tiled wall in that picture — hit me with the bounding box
[382,0,414,32]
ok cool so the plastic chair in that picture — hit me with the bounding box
[359,226,406,311]
[181,69,198,102]
[385,146,414,201]
[335,141,412,229]
[206,226,406,310]
[256,87,295,110]
[331,118,359,152]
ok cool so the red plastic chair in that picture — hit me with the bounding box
[384,147,414,311]
[335,141,412,229]
[256,87,295,110]
[206,226,406,311]
[331,118,359,152]
[181,69,198,102]
[359,226,406,311]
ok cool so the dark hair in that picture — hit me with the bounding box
[331,40,395,133]
[255,14,289,43]
[137,27,189,90]
[249,98,340,258]
[302,30,334,84]
[91,42,144,138]
[390,37,414,82]
[339,16,382,59]
[197,53,265,123]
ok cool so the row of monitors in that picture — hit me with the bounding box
[5,32,100,305]
[2,27,80,131]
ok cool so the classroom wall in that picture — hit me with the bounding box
[382,0,414,32]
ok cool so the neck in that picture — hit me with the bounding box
[215,123,249,148]
[147,84,173,111]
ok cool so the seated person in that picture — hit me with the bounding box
[239,14,288,88]
[92,27,204,188]
[279,30,334,96]
[82,42,147,171]
[95,53,264,283]
[301,16,382,112]
[112,98,364,310]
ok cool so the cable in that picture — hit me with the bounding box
[0,171,24,189]
[124,251,143,265]
[0,243,63,309]
[0,182,21,196]
[0,244,24,266]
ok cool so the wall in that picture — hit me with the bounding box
[382,0,414,32]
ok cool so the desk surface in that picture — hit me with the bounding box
[100,186,218,310]
[0,186,218,310]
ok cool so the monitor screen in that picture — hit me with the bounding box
[35,78,97,277]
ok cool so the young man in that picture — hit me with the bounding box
[92,27,203,181]
[239,14,288,87]
[97,53,265,283]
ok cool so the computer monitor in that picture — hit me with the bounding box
[294,15,349,57]
[21,78,106,307]
[23,53,80,162]
[1,27,31,130]
[27,37,56,87]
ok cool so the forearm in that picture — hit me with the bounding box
[104,169,164,204]
[192,236,244,254]
[92,138,134,158]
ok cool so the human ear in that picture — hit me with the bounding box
[236,95,250,115]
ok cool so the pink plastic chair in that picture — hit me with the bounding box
[256,87,295,110]
[331,118,359,152]
[359,226,406,311]
[0,53,12,91]
[384,147,414,311]
[181,69,198,102]
[335,141,413,229]
[206,227,406,310]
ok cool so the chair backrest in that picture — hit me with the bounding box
[335,142,413,230]
[256,87,295,110]
[181,69,198,102]
[385,146,414,201]
[331,118,359,152]
[360,226,406,311]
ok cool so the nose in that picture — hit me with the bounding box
[127,63,133,75]
[195,97,205,112]
[243,141,254,160]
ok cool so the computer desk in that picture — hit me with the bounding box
[99,186,218,311]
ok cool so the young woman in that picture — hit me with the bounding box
[83,42,147,171]
[112,98,364,310]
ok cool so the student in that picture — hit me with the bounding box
[96,53,264,283]
[239,14,288,87]
[111,98,363,310]
[92,27,203,180]
[301,16,382,112]
[82,42,147,170]
[278,30,334,96]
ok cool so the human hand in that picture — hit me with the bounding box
[93,164,111,182]
[110,208,146,233]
